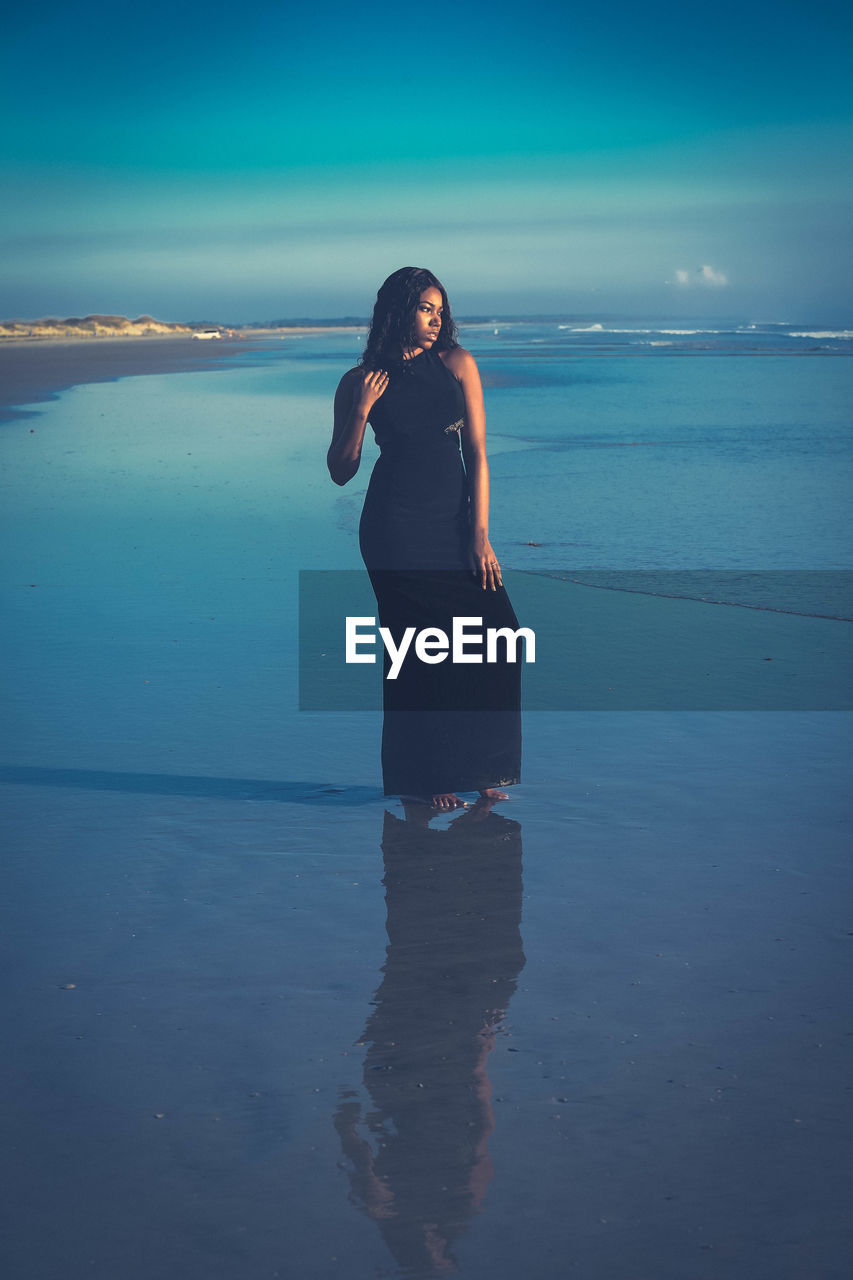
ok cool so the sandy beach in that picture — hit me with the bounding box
[1,335,851,1280]
[0,335,269,423]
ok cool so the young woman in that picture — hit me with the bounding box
[328,267,521,809]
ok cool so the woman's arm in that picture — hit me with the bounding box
[327,368,388,485]
[444,347,503,590]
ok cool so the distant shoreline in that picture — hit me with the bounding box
[0,325,367,346]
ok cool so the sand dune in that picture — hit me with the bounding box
[0,313,211,341]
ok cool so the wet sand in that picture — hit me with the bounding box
[0,335,266,422]
[2,718,851,1280]
[1,341,851,1279]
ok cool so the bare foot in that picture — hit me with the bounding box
[431,793,468,810]
[401,793,468,810]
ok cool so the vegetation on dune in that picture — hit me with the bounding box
[0,314,219,340]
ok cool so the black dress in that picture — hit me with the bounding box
[359,347,522,797]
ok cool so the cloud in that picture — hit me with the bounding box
[673,264,728,287]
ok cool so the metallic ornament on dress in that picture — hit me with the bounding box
[444,418,464,434]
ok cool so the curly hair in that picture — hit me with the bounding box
[360,267,459,371]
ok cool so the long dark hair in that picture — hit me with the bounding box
[360,267,459,371]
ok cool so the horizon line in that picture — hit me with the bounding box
[3,312,849,329]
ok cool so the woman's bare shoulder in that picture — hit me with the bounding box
[335,365,362,392]
[439,345,478,377]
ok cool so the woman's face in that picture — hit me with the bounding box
[411,286,444,352]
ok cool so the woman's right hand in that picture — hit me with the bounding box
[353,368,389,414]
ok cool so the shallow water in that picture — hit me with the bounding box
[1,329,851,1278]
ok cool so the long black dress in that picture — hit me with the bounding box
[358,346,522,797]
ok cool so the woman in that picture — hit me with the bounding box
[327,266,521,809]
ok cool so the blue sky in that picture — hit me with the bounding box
[3,0,852,321]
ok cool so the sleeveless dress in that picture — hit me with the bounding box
[359,346,522,797]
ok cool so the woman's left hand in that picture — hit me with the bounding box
[470,532,503,591]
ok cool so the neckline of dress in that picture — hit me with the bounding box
[402,347,430,363]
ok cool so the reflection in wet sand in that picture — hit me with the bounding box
[334,802,525,1277]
